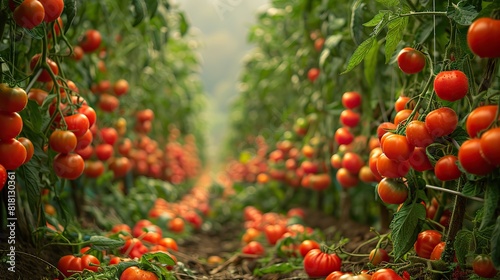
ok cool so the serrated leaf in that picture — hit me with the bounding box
[20,100,43,132]
[131,0,147,26]
[142,252,176,266]
[364,11,389,27]
[385,16,408,63]
[342,37,376,74]
[350,1,366,45]
[462,180,483,197]
[454,229,473,267]
[24,25,44,40]
[85,236,125,250]
[390,202,426,260]
[376,0,400,7]
[492,217,500,269]
[480,182,500,230]
[63,0,77,34]
[364,39,379,87]
[447,2,478,26]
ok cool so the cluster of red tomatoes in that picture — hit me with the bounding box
[10,0,64,30]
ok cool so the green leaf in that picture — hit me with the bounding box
[142,252,176,266]
[145,0,158,18]
[449,126,469,146]
[20,100,43,132]
[324,34,343,50]
[131,0,147,26]
[376,0,400,7]
[390,201,426,260]
[364,39,379,87]
[177,11,189,36]
[491,217,500,269]
[480,181,500,230]
[350,2,366,45]
[17,162,44,227]
[342,37,376,74]
[462,180,483,197]
[447,2,478,26]
[85,236,125,251]
[454,229,473,267]
[385,16,408,63]
[62,0,77,34]
[364,11,389,27]
[254,263,299,277]
[426,143,446,166]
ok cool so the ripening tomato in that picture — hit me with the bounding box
[84,160,105,178]
[57,254,100,278]
[109,157,131,178]
[397,47,426,74]
[98,93,120,112]
[264,224,286,245]
[0,83,28,113]
[113,79,129,96]
[64,113,90,138]
[27,88,48,106]
[49,130,77,154]
[458,138,495,176]
[394,95,412,112]
[466,105,498,138]
[371,268,402,280]
[467,18,500,58]
[0,112,23,139]
[38,0,64,22]
[299,240,320,257]
[434,70,469,102]
[75,129,93,150]
[342,152,364,175]
[303,249,341,278]
[472,254,498,278]
[0,164,6,191]
[429,242,445,260]
[377,122,396,140]
[394,109,415,125]
[100,127,118,145]
[307,68,320,82]
[480,127,500,166]
[377,178,408,204]
[158,237,178,252]
[168,217,185,233]
[13,0,45,29]
[79,29,102,53]
[53,153,85,179]
[369,248,390,265]
[77,105,96,128]
[335,127,354,145]
[30,54,59,83]
[382,134,414,161]
[414,230,442,259]
[0,138,27,170]
[376,153,410,178]
[242,241,265,256]
[18,137,34,164]
[336,168,359,188]
[342,91,362,109]
[340,109,360,127]
[406,120,433,147]
[434,155,461,181]
[425,107,458,138]
[409,147,433,172]
[120,266,158,280]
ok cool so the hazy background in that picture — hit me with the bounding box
[174,0,269,163]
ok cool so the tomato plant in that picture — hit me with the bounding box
[303,249,341,278]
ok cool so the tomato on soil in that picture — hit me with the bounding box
[371,268,403,280]
[120,266,158,280]
[369,248,390,265]
[57,254,100,278]
[303,249,341,278]
[299,240,320,257]
[242,241,265,256]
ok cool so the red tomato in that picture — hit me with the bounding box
[98,93,120,112]
[168,217,185,233]
[18,137,34,164]
[79,29,102,53]
[335,127,354,145]
[467,18,500,58]
[0,83,28,113]
[377,122,397,140]
[49,130,77,154]
[336,167,359,188]
[84,160,105,178]
[376,153,410,178]
[309,173,332,191]
[158,237,178,251]
[371,268,402,280]
[27,88,48,106]
[0,138,27,170]
[0,164,6,192]
[377,178,408,204]
[425,107,458,138]
[109,157,131,178]
[409,147,433,172]
[77,105,97,128]
[382,134,414,161]
[340,109,360,127]
[111,223,131,234]
[264,224,286,245]
[113,79,129,96]
[76,129,93,150]
[303,249,341,278]
[95,143,114,161]
[30,54,59,83]
[394,95,411,112]
[434,155,461,181]
[75,145,93,160]
[342,91,362,109]
[342,152,364,175]
[242,241,265,256]
[414,230,442,259]
[397,47,426,74]
[38,0,64,22]
[53,153,85,180]
[394,109,415,125]
[480,127,500,166]
[429,241,445,260]
[120,266,158,280]
[307,68,320,82]
[64,113,90,138]
[369,248,390,265]
[13,0,45,29]
[466,105,499,138]
[299,240,320,257]
[0,112,23,139]
[100,127,119,145]
[405,120,433,147]
[458,139,495,176]
[326,271,345,280]
[472,254,498,278]
[434,70,469,102]
[57,254,100,278]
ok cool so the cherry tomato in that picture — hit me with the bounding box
[394,109,415,125]
[57,254,100,278]
[168,217,185,233]
[158,237,178,252]
[18,137,34,164]
[303,249,342,278]
[53,153,85,180]
[342,91,362,109]
[109,157,131,178]
[0,83,28,113]
[342,152,364,175]
[369,248,390,265]
[38,0,64,22]
[77,105,97,128]
[120,266,158,280]
[425,107,458,138]
[49,130,77,154]
[480,127,500,166]
[382,134,414,161]
[0,112,23,139]
[100,127,118,146]
[394,95,412,112]
[264,224,286,245]
[30,54,59,83]
[76,129,93,150]
[340,109,360,127]
[434,155,461,181]
[466,105,498,138]
[377,178,408,204]
[242,241,265,256]
[472,254,498,278]
[79,29,102,53]
[299,240,321,257]
[64,113,90,138]
[376,153,410,178]
[113,79,129,96]
[307,68,320,82]
[377,122,396,140]
[335,127,354,145]
[429,241,445,260]
[336,167,359,188]
[397,47,426,74]
[434,70,469,102]
[13,0,45,29]
[406,120,433,147]
[98,93,120,112]
[409,147,433,172]
[467,18,500,58]
[0,138,27,170]
[84,160,105,178]
[414,230,442,259]
[458,138,495,176]
[371,268,403,280]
